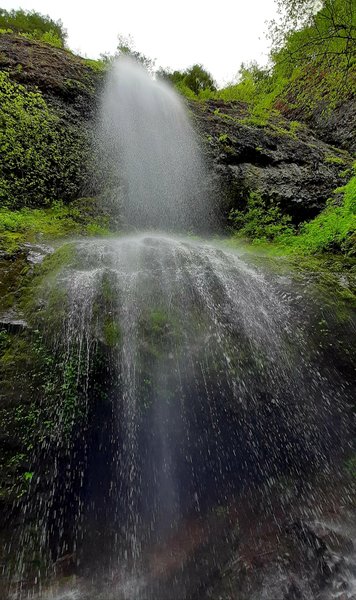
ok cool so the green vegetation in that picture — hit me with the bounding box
[345,455,356,479]
[158,64,216,97]
[0,8,66,48]
[169,0,355,138]
[229,169,356,257]
[103,319,121,348]
[229,192,295,241]
[0,201,110,254]
[0,72,91,210]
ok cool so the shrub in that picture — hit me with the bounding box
[158,64,216,98]
[288,171,356,255]
[229,192,295,241]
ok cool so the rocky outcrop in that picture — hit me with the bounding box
[0,33,101,119]
[0,34,353,223]
[200,480,356,600]
[191,100,354,223]
[278,95,356,156]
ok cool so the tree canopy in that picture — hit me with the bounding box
[157,64,216,96]
[270,0,356,73]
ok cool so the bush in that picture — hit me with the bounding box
[229,191,295,241]
[287,171,356,255]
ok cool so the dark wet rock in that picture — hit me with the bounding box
[0,311,28,332]
[278,93,356,154]
[191,100,353,223]
[200,497,356,600]
[54,553,77,578]
[22,242,54,265]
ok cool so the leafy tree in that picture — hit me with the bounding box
[0,8,66,47]
[116,34,156,72]
[270,0,356,75]
[183,64,216,94]
[157,64,216,96]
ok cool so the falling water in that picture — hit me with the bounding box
[97,56,214,230]
[5,60,356,600]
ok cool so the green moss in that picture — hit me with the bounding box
[325,155,346,165]
[345,455,356,479]
[101,272,116,302]
[138,308,181,360]
[0,71,92,210]
[0,200,111,254]
[103,319,121,348]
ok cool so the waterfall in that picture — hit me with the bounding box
[6,59,356,600]
[97,57,214,231]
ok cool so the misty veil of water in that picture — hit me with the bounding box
[98,57,213,231]
[7,59,356,600]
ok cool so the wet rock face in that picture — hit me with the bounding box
[279,95,356,155]
[203,506,356,600]
[191,100,353,223]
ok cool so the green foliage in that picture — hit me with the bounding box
[229,191,295,241]
[271,0,356,68]
[83,57,108,73]
[282,171,356,255]
[0,8,66,47]
[270,0,355,115]
[0,72,91,209]
[0,201,110,254]
[99,34,155,72]
[116,34,155,71]
[212,0,355,125]
[230,169,356,257]
[218,62,275,105]
[183,64,216,95]
[158,64,216,98]
[103,319,121,348]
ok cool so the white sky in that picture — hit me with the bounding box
[1,0,278,86]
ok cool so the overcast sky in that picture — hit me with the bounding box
[1,0,278,86]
